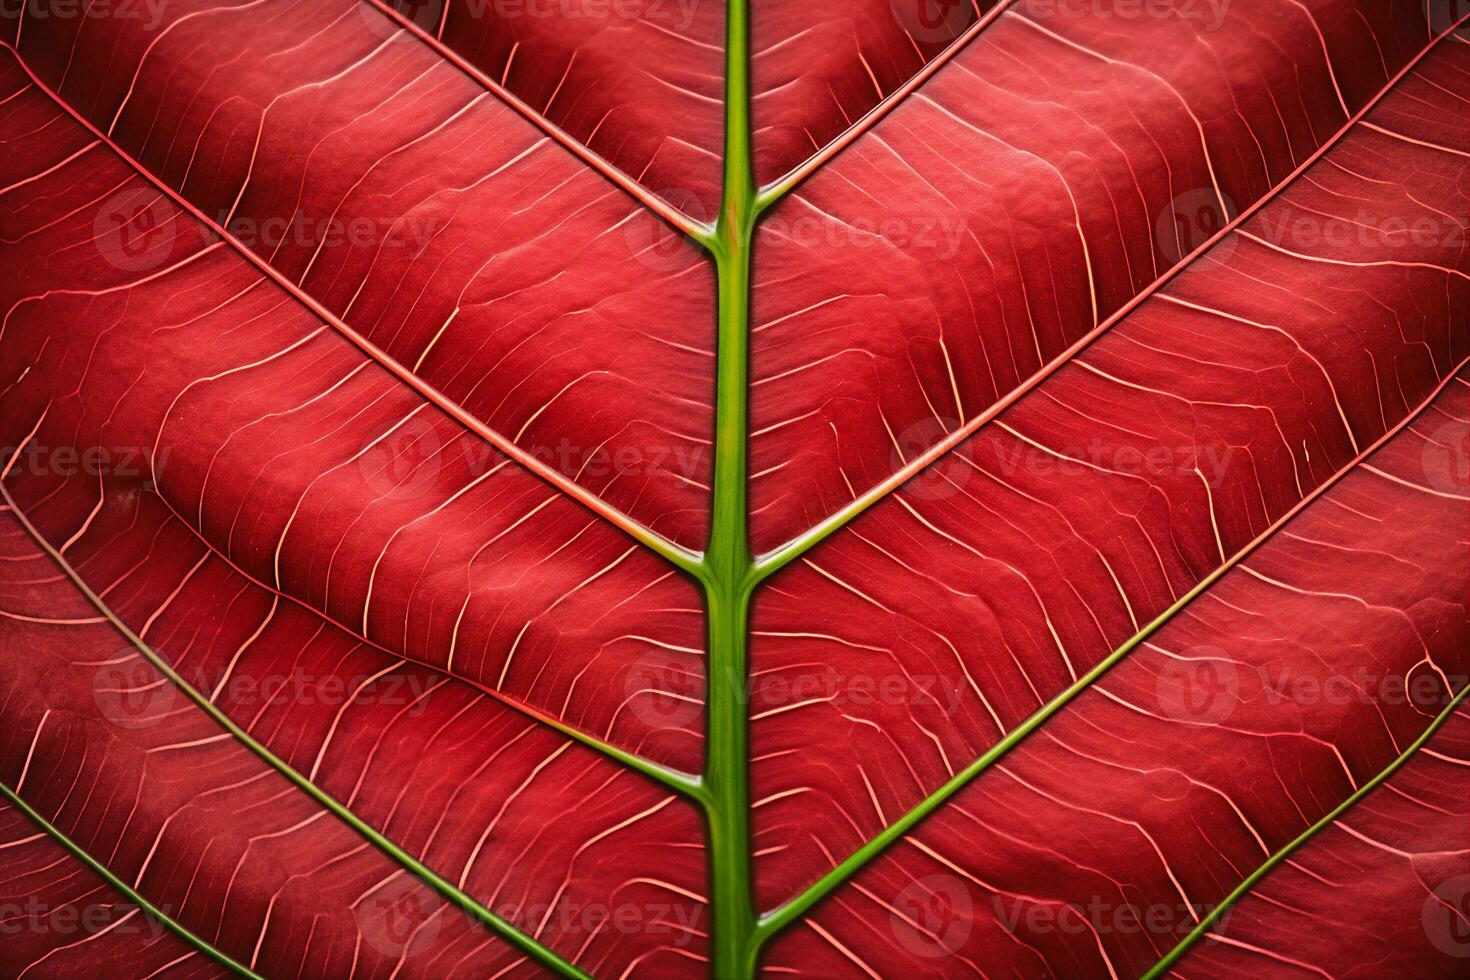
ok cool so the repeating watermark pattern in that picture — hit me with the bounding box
[1017,0,1231,31]
[891,0,976,45]
[891,417,974,502]
[360,0,448,40]
[1427,0,1470,39]
[1423,875,1470,959]
[896,421,1242,503]
[90,656,436,731]
[761,208,969,261]
[891,874,973,957]
[92,657,178,730]
[992,892,1234,940]
[358,878,702,959]
[0,443,168,481]
[625,188,970,272]
[625,657,969,729]
[1156,188,1237,266]
[358,876,444,959]
[1,0,168,32]
[92,191,442,273]
[0,897,172,939]
[1156,647,1465,725]
[1422,418,1470,496]
[358,414,446,501]
[1253,207,1467,253]
[355,419,710,501]
[1154,648,1239,725]
[93,188,178,272]
[624,652,703,729]
[622,188,710,273]
[889,875,1240,958]
[362,0,703,43]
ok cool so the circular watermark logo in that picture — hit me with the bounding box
[892,417,971,501]
[359,0,446,42]
[1156,188,1237,267]
[622,188,708,273]
[358,875,443,959]
[1422,418,1469,496]
[623,652,702,730]
[1155,647,1238,725]
[891,0,976,44]
[1428,0,1470,39]
[891,874,973,957]
[1423,874,1470,958]
[91,656,177,730]
[93,188,176,272]
[357,414,443,501]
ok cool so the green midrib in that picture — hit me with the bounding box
[701,0,761,975]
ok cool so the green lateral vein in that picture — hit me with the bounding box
[1143,682,1470,979]
[750,360,1469,944]
[0,489,590,980]
[0,779,262,978]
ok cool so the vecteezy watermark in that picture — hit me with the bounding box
[891,420,1242,504]
[622,188,710,274]
[360,0,702,43]
[0,896,173,939]
[624,656,968,730]
[1252,207,1467,253]
[760,208,970,261]
[1155,645,1467,725]
[624,652,703,729]
[983,436,1237,485]
[92,191,443,273]
[92,655,178,730]
[1422,418,1470,496]
[891,874,973,957]
[93,187,178,273]
[1154,647,1239,725]
[1423,874,1470,959]
[357,876,703,959]
[1427,0,1470,40]
[357,413,446,501]
[91,654,437,731]
[1017,0,1231,31]
[355,414,711,502]
[358,875,444,959]
[890,0,978,44]
[890,417,974,502]
[209,667,437,717]
[1,0,168,32]
[1156,188,1238,266]
[992,892,1234,941]
[0,443,169,480]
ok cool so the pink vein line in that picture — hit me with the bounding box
[755,12,1469,574]
[1,43,703,574]
[364,0,714,243]
[759,0,1020,204]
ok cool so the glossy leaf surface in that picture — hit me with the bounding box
[1,1,1465,977]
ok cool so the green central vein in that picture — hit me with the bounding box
[700,0,760,975]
